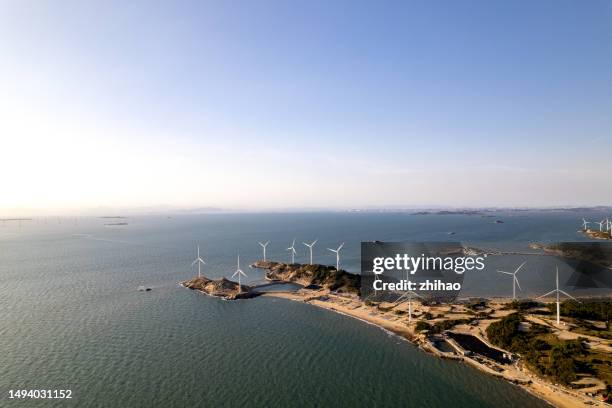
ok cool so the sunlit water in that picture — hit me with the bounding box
[1,210,609,407]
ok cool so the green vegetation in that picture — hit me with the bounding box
[416,321,432,332]
[430,319,470,334]
[571,321,612,340]
[554,299,612,322]
[501,300,543,311]
[545,340,588,384]
[307,266,361,294]
[486,313,608,386]
[271,263,362,295]
[416,319,470,334]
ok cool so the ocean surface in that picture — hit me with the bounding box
[1,210,610,407]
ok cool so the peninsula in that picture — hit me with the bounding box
[181,261,611,407]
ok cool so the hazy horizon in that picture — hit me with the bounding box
[2,1,611,214]
[3,204,612,218]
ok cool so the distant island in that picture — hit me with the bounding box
[412,210,486,216]
[529,242,612,269]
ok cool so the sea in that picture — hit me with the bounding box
[1,210,610,407]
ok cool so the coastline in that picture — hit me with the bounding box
[261,290,605,408]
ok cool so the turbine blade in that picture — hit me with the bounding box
[514,276,522,291]
[191,260,197,266]
[338,242,344,251]
[558,290,579,302]
[536,289,556,299]
[232,271,238,278]
[514,261,526,274]
[498,270,513,275]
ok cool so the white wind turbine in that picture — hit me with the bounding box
[394,289,423,323]
[597,220,605,232]
[191,245,206,278]
[287,239,297,264]
[497,261,526,300]
[302,239,318,265]
[258,241,270,261]
[327,242,344,270]
[536,266,579,325]
[232,253,248,293]
[582,218,591,230]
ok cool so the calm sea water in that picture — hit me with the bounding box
[1,211,609,407]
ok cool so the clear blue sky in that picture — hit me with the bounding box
[1,1,611,213]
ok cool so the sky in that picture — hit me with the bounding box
[1,0,612,215]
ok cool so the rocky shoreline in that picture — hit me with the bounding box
[181,276,259,300]
[583,229,612,240]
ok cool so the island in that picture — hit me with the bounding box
[583,229,612,240]
[529,242,612,269]
[181,276,259,300]
[252,261,360,294]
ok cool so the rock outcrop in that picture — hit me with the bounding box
[181,276,258,300]
[251,261,361,295]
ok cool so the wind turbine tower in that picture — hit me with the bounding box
[394,290,423,323]
[258,241,270,261]
[582,218,591,230]
[303,239,318,265]
[191,245,206,278]
[327,242,344,270]
[287,239,297,264]
[497,261,526,300]
[536,266,579,325]
[232,253,248,293]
